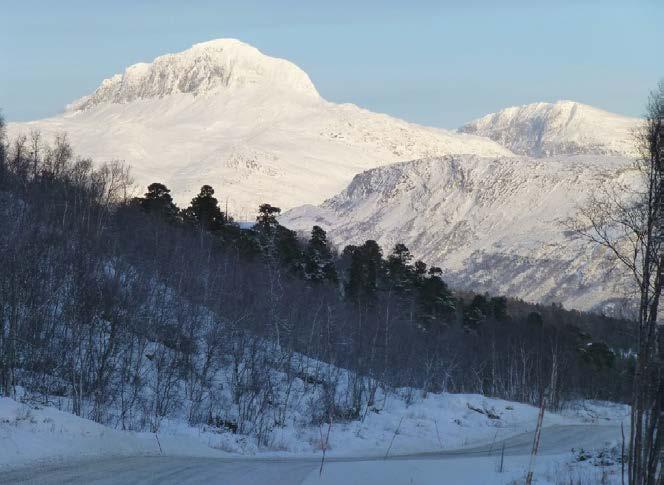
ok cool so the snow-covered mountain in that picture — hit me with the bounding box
[459,101,640,158]
[7,39,644,309]
[67,39,320,110]
[284,99,645,310]
[7,39,512,216]
[283,154,639,311]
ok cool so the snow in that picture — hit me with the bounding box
[0,388,628,473]
[460,100,640,158]
[66,39,321,111]
[0,396,226,471]
[270,393,625,458]
[282,154,639,311]
[6,39,512,217]
[302,451,623,485]
[6,40,646,311]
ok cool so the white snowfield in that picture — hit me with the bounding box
[283,154,639,311]
[6,39,512,217]
[460,100,641,158]
[0,396,627,484]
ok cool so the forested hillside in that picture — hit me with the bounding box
[0,116,634,444]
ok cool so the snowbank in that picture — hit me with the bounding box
[259,391,628,457]
[0,391,628,473]
[0,398,226,471]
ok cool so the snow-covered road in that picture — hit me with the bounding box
[1,425,621,484]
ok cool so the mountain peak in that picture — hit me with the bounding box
[460,100,640,157]
[191,38,251,49]
[68,39,319,111]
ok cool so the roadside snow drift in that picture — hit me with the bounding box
[0,391,627,473]
[0,397,225,470]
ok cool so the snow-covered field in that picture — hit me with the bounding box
[1,389,628,484]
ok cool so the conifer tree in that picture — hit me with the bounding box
[417,267,455,331]
[184,185,229,230]
[413,260,427,283]
[256,203,281,229]
[345,240,383,301]
[463,294,490,331]
[305,225,337,282]
[490,296,508,321]
[137,183,179,222]
[255,203,303,271]
[385,243,416,293]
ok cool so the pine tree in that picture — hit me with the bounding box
[136,183,179,222]
[413,260,427,283]
[304,225,337,282]
[490,296,508,321]
[256,203,281,229]
[184,185,229,231]
[345,240,383,301]
[579,342,615,370]
[417,267,455,331]
[275,225,302,269]
[255,203,303,271]
[463,294,490,331]
[385,243,414,292]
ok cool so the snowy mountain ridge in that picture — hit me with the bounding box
[460,100,640,157]
[8,39,512,215]
[6,39,645,309]
[68,39,320,111]
[283,154,638,311]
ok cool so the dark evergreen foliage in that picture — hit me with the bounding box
[183,184,231,230]
[136,182,179,222]
[344,240,383,302]
[304,226,337,282]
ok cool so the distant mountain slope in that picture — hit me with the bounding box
[283,154,638,311]
[459,101,640,158]
[7,39,512,216]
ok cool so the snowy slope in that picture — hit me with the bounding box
[460,101,640,158]
[0,393,626,472]
[282,154,638,311]
[7,39,512,216]
[0,397,226,470]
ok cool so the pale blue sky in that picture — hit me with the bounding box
[1,0,661,127]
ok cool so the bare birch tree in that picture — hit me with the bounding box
[574,81,664,485]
